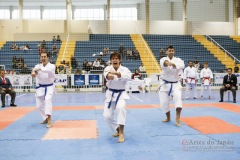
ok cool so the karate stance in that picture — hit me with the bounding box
[31,52,55,128]
[103,52,131,143]
[159,45,185,127]
[200,62,213,99]
[184,61,199,99]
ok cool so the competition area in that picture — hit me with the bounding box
[0,91,240,160]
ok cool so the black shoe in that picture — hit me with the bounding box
[10,103,17,107]
[1,105,5,108]
[219,99,223,102]
[233,100,236,103]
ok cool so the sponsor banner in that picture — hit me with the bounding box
[89,75,99,85]
[5,75,32,86]
[73,75,85,86]
[54,74,68,85]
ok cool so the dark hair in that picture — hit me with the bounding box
[166,45,174,50]
[110,52,121,60]
[188,60,193,63]
[204,62,208,65]
[227,68,232,71]
[40,52,49,57]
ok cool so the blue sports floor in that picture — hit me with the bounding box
[0,91,240,160]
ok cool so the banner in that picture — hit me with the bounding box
[5,75,32,86]
[54,74,68,85]
[89,75,99,85]
[74,75,85,85]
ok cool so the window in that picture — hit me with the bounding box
[12,9,19,19]
[23,9,40,19]
[43,9,66,20]
[74,9,104,20]
[110,8,137,20]
[0,9,10,19]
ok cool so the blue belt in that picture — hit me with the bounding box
[108,88,125,109]
[162,79,178,96]
[36,83,53,99]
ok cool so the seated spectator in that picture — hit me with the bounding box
[10,42,19,50]
[82,60,91,72]
[133,49,140,60]
[37,42,41,49]
[10,69,16,75]
[93,59,101,69]
[103,47,109,55]
[64,61,70,74]
[127,48,133,59]
[21,64,31,74]
[219,68,237,103]
[52,44,58,54]
[23,44,30,51]
[234,62,239,73]
[160,48,165,59]
[139,63,146,73]
[70,55,78,69]
[12,56,18,69]
[58,61,65,74]
[132,69,142,80]
[0,69,17,107]
[41,39,46,48]
[119,44,126,58]
[74,67,82,75]
[52,36,57,43]
[106,60,111,66]
[57,35,62,43]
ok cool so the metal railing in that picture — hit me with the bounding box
[62,33,70,61]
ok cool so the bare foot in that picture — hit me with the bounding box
[162,118,170,123]
[112,132,119,137]
[118,134,124,143]
[176,119,181,127]
[40,119,48,124]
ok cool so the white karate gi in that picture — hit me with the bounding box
[33,62,55,120]
[159,56,185,113]
[183,66,199,99]
[200,68,213,98]
[103,65,131,132]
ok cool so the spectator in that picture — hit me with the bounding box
[93,59,101,69]
[74,67,82,75]
[103,47,109,55]
[37,42,41,49]
[127,48,133,59]
[0,69,17,107]
[49,59,54,64]
[193,58,200,72]
[119,44,126,58]
[219,68,237,103]
[41,39,46,48]
[64,61,70,74]
[133,49,140,60]
[58,61,65,74]
[132,69,142,80]
[234,62,239,73]
[57,35,62,43]
[9,69,16,75]
[10,42,18,50]
[52,36,57,43]
[70,55,78,69]
[12,56,18,69]
[160,48,165,59]
[52,44,58,54]
[23,44,30,51]
[139,63,146,73]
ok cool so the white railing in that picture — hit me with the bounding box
[62,33,70,61]
[135,28,161,73]
[193,27,240,63]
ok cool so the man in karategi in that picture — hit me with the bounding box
[103,52,131,143]
[31,52,55,128]
[159,45,185,127]
[200,62,213,99]
[184,60,199,99]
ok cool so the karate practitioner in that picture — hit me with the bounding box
[184,61,199,99]
[200,62,213,99]
[159,45,185,127]
[103,52,131,143]
[31,52,55,128]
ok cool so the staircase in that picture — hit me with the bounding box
[130,34,161,74]
[193,35,234,69]
[230,36,240,43]
[0,42,6,49]
[56,41,76,72]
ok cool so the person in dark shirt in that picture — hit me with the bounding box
[234,62,239,73]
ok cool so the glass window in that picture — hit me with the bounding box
[110,7,137,20]
[23,9,40,19]
[74,8,104,20]
[0,9,10,19]
[12,9,19,19]
[43,9,66,20]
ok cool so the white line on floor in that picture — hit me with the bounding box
[129,94,144,102]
